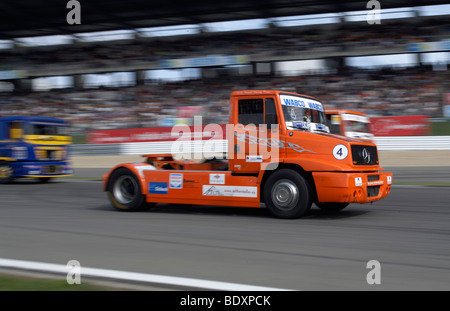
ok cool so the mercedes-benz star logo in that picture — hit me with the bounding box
[362,148,371,164]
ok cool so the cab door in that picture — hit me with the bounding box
[231,97,280,174]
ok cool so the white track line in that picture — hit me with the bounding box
[0,258,293,291]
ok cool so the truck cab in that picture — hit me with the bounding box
[0,116,72,183]
[104,90,392,219]
[325,109,375,141]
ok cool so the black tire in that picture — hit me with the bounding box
[316,202,349,211]
[107,168,145,212]
[39,177,52,183]
[0,162,13,184]
[263,169,312,219]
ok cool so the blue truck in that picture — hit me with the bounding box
[0,116,72,183]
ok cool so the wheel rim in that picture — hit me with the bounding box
[271,179,299,211]
[0,166,12,179]
[113,176,138,204]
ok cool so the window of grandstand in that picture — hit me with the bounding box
[346,54,417,69]
[32,76,73,91]
[272,13,341,27]
[84,72,136,88]
[145,69,201,82]
[419,4,450,16]
[421,52,450,70]
[344,8,415,22]
[0,82,14,92]
[203,19,268,32]
[15,35,73,47]
[276,60,329,76]
[137,25,201,37]
[0,40,12,50]
[75,30,135,42]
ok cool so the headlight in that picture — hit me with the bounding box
[12,147,28,160]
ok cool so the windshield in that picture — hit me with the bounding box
[280,94,329,133]
[25,123,68,136]
[342,114,371,134]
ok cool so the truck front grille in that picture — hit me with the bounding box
[367,186,380,197]
[351,145,378,166]
[34,148,66,161]
[367,175,379,182]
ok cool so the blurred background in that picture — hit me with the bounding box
[1,1,450,292]
[0,0,449,143]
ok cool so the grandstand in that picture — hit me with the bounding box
[0,0,449,134]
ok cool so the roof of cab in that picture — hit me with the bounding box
[231,90,322,102]
[325,109,367,116]
[0,116,68,124]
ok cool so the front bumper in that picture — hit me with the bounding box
[312,171,392,204]
[11,161,73,178]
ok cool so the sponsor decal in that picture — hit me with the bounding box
[355,177,363,186]
[149,182,168,194]
[209,173,225,185]
[202,185,258,198]
[183,179,198,188]
[246,155,263,163]
[169,173,183,189]
[279,95,324,112]
[387,176,392,185]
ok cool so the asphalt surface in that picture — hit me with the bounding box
[0,175,449,290]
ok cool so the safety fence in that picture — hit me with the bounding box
[71,136,450,156]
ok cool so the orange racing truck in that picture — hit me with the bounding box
[103,90,392,219]
[325,109,375,141]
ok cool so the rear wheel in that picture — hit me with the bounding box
[263,169,312,219]
[107,168,145,212]
[316,202,349,211]
[0,162,13,184]
[39,177,52,183]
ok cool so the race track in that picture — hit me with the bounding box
[1,168,449,291]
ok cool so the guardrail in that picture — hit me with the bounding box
[71,136,450,156]
[375,136,450,151]
[71,144,121,156]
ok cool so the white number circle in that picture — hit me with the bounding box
[333,144,348,160]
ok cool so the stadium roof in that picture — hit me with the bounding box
[0,0,448,39]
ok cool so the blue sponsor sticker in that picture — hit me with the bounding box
[149,182,168,194]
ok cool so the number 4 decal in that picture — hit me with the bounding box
[333,144,348,160]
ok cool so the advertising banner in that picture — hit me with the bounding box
[88,124,226,144]
[370,116,431,136]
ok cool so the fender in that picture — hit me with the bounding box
[103,162,156,194]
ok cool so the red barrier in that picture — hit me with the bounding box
[88,124,227,144]
[370,116,431,136]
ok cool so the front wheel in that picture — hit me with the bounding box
[107,168,145,212]
[263,169,312,219]
[316,202,349,211]
[0,162,13,184]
